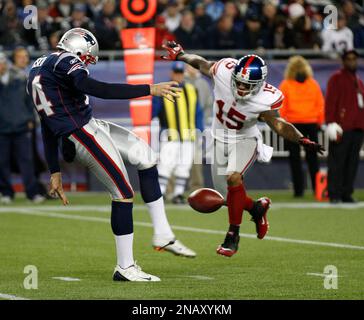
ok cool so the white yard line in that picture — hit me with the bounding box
[306,273,340,278]
[0,293,30,300]
[1,201,364,213]
[52,277,81,282]
[184,275,214,281]
[1,208,364,251]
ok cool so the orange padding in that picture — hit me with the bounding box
[130,98,152,126]
[315,171,329,202]
[133,126,151,144]
[121,28,156,49]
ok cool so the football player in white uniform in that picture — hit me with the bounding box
[162,41,324,257]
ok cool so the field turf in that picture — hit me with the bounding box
[0,190,364,300]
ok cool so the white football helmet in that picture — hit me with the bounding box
[57,28,99,65]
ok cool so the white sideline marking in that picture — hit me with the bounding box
[0,293,30,300]
[184,275,214,281]
[0,201,363,213]
[1,208,364,251]
[306,273,340,278]
[52,277,81,282]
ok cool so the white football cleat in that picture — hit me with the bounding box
[113,263,160,282]
[153,236,197,258]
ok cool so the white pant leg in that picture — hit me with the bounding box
[157,141,180,179]
[94,120,157,170]
[68,119,133,200]
[211,139,229,199]
[174,141,195,178]
[227,138,258,176]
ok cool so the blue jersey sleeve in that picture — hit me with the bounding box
[41,120,60,174]
[54,53,151,100]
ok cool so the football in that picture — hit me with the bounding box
[187,188,225,213]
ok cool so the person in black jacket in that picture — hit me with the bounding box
[0,52,44,204]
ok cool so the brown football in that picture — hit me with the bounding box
[188,188,225,213]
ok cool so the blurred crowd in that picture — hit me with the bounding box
[0,0,363,53]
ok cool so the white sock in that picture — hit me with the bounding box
[146,197,174,239]
[115,233,134,269]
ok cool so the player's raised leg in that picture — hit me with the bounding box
[106,121,196,258]
[69,119,160,281]
[213,138,271,257]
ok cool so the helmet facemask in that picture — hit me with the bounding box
[231,72,264,100]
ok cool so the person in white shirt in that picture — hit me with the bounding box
[322,13,354,55]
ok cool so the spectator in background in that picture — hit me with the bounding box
[204,0,225,22]
[60,3,95,33]
[86,0,103,20]
[22,0,60,50]
[48,30,62,50]
[0,52,45,204]
[155,15,176,49]
[342,0,360,31]
[240,12,266,49]
[95,0,121,50]
[279,56,325,197]
[206,14,240,49]
[12,47,49,197]
[0,0,23,49]
[288,3,321,49]
[49,0,73,19]
[261,0,279,48]
[341,0,364,49]
[153,62,204,204]
[162,0,182,33]
[325,50,364,203]
[322,12,354,55]
[174,10,203,49]
[194,2,213,31]
[273,15,294,49]
[223,1,243,32]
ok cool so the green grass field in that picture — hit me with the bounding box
[1,190,364,300]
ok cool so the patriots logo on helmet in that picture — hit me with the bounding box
[75,30,96,46]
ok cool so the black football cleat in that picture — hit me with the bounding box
[216,232,240,257]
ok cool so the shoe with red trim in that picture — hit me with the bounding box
[251,197,271,239]
[216,232,240,257]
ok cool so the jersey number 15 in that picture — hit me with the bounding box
[216,100,246,130]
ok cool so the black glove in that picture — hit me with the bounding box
[299,137,325,155]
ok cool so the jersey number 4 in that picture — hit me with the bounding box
[216,100,246,130]
[32,75,54,116]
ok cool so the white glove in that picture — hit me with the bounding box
[326,122,343,142]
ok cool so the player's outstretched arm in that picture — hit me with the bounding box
[161,41,215,78]
[259,110,325,154]
[73,75,180,101]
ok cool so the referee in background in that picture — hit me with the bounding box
[153,61,204,204]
